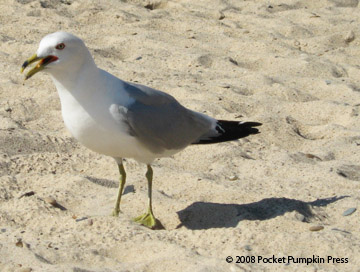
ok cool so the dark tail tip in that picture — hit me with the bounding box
[239,121,262,127]
[194,120,262,145]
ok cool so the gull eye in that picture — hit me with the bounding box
[55,43,65,50]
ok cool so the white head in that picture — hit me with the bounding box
[21,32,95,80]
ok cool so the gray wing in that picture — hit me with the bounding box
[120,82,215,153]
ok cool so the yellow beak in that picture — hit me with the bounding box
[21,54,43,80]
[21,54,58,80]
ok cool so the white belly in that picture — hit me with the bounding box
[62,105,159,163]
[53,75,181,164]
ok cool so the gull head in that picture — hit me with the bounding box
[21,32,92,80]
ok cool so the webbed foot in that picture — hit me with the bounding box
[133,212,164,230]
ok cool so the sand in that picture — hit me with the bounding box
[1,0,360,271]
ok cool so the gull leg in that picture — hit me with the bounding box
[133,165,163,229]
[111,161,126,217]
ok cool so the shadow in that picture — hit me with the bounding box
[85,176,135,194]
[85,176,117,188]
[176,196,348,230]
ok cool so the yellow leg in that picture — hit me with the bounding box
[112,161,126,217]
[133,165,163,229]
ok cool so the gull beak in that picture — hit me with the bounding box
[21,54,58,80]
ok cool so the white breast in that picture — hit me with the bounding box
[53,77,166,164]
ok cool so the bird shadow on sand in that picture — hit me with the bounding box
[84,176,135,194]
[176,196,348,230]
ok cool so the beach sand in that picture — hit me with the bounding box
[1,0,360,271]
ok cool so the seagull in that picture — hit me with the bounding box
[21,32,261,229]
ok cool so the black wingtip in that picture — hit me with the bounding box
[194,120,262,145]
[240,121,262,127]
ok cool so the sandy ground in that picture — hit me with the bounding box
[1,0,360,271]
